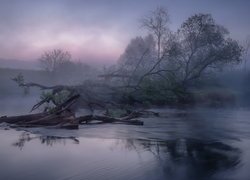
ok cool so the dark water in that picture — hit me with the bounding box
[1,100,250,180]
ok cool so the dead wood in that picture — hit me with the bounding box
[0,113,46,124]
[76,114,144,125]
[1,76,147,129]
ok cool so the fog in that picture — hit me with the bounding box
[1,2,250,180]
[1,58,250,109]
[0,1,249,110]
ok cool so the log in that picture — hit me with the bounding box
[0,113,46,124]
[0,111,143,129]
[0,111,79,129]
[5,75,145,128]
[0,90,145,129]
[0,93,82,129]
[76,115,144,125]
[59,123,79,129]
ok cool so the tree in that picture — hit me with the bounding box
[117,35,156,81]
[39,49,72,75]
[118,13,243,103]
[242,35,250,71]
[175,14,242,85]
[141,7,170,60]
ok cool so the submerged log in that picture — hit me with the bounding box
[76,115,144,125]
[0,110,144,129]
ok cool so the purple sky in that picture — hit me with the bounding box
[0,0,249,63]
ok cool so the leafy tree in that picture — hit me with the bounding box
[174,14,243,85]
[117,12,243,104]
[118,35,156,80]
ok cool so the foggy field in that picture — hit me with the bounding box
[0,1,250,180]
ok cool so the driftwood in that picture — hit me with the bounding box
[0,76,148,129]
[76,114,144,125]
[0,111,144,129]
[0,93,144,129]
[0,109,79,130]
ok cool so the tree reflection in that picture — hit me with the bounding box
[114,138,241,179]
[12,132,241,179]
[13,132,79,149]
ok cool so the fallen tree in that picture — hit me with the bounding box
[0,75,146,129]
[0,112,144,129]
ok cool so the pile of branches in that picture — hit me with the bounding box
[0,74,148,129]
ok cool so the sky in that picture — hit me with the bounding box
[0,0,249,63]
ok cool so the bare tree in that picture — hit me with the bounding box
[141,7,170,60]
[39,49,71,75]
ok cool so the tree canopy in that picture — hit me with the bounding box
[115,11,243,103]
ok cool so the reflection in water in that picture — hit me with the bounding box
[11,130,241,179]
[13,132,79,149]
[114,138,241,179]
[3,107,249,180]
[14,132,241,179]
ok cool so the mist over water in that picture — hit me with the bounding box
[1,105,250,180]
[0,1,250,180]
[1,53,250,180]
[1,53,249,180]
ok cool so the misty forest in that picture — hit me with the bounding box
[0,1,250,180]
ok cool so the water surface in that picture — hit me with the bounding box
[0,100,250,180]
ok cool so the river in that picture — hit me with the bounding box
[0,98,250,180]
